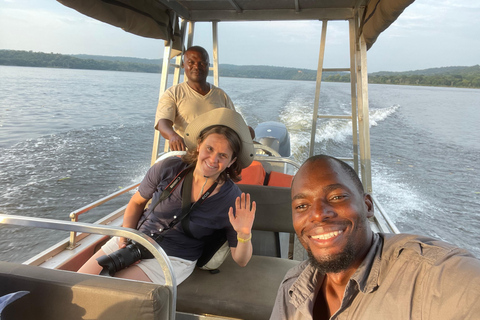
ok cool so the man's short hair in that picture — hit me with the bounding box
[185,46,209,62]
[301,155,365,194]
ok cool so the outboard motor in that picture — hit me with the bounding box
[254,121,291,157]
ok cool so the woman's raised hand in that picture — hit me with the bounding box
[228,193,256,238]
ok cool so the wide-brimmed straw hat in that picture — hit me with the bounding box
[184,108,254,169]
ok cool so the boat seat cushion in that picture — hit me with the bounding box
[177,254,299,320]
[236,160,294,188]
[236,160,266,185]
[266,171,293,187]
[238,184,294,234]
[0,261,171,320]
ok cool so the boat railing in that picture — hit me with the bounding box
[254,155,301,169]
[253,143,282,157]
[154,150,187,163]
[68,182,140,248]
[0,213,177,320]
[371,195,400,234]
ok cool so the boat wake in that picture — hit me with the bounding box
[280,104,400,162]
[370,105,399,126]
[371,162,430,222]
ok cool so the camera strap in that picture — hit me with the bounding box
[150,167,218,242]
[135,164,192,231]
[150,165,193,211]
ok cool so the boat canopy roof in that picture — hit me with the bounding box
[58,0,414,50]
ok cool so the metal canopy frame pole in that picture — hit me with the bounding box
[309,20,328,157]
[187,21,195,48]
[149,20,221,161]
[163,20,195,154]
[212,21,219,87]
[173,19,188,85]
[151,17,193,162]
[183,21,195,83]
[151,25,174,165]
[348,18,359,174]
[355,33,372,193]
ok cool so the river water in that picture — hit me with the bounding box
[0,65,479,262]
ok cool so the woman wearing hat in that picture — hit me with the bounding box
[78,108,256,285]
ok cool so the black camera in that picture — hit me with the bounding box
[96,240,154,276]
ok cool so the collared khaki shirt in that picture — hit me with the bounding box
[270,233,480,320]
[155,81,235,137]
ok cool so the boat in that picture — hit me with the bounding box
[0,1,413,319]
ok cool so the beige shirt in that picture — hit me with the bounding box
[155,81,235,137]
[270,233,480,320]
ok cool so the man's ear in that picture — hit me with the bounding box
[364,193,374,218]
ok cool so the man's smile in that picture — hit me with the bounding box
[311,229,343,240]
[303,223,349,247]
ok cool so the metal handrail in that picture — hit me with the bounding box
[253,156,301,170]
[155,151,187,163]
[67,151,187,248]
[317,114,352,119]
[371,195,400,234]
[66,150,199,248]
[68,182,140,221]
[0,213,177,320]
[69,150,186,224]
[254,144,282,157]
[68,182,140,248]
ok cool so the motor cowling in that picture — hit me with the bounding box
[254,121,291,157]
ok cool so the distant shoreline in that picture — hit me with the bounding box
[1,50,479,89]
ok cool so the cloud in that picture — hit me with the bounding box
[1,0,478,71]
[0,2,162,58]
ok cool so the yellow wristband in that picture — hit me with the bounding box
[237,234,252,243]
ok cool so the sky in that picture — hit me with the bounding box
[0,0,479,72]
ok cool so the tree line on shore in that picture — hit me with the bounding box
[0,50,160,73]
[325,68,480,89]
[1,50,479,88]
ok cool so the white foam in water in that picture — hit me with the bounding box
[281,103,400,162]
[281,105,311,129]
[315,104,399,143]
[279,101,313,162]
[315,119,352,143]
[371,162,431,223]
[369,105,399,126]
[371,162,460,246]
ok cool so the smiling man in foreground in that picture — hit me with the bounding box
[270,155,480,320]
